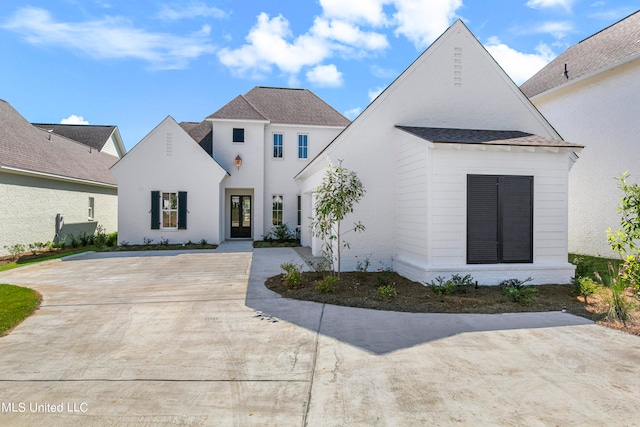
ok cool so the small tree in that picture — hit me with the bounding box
[310,160,365,277]
[607,171,640,294]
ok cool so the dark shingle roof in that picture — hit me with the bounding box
[521,10,640,98]
[0,100,117,185]
[32,123,116,152]
[396,126,583,148]
[208,86,350,127]
[179,121,213,156]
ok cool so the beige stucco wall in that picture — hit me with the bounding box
[0,170,117,256]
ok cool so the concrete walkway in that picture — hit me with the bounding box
[0,246,639,426]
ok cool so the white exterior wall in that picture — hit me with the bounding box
[112,117,226,245]
[264,125,343,240]
[531,58,640,257]
[210,120,266,240]
[0,170,117,255]
[394,144,575,285]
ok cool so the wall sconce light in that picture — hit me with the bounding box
[235,155,242,170]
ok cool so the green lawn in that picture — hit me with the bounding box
[0,284,42,336]
[0,247,94,272]
[569,253,622,280]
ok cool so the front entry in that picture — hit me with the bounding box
[230,195,251,238]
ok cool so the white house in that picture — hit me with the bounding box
[296,20,583,285]
[112,87,349,245]
[521,10,640,258]
[0,99,122,255]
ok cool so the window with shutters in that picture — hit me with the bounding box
[151,191,187,230]
[467,175,533,264]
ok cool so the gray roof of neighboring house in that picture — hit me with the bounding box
[0,99,117,185]
[32,123,116,152]
[207,86,351,127]
[396,126,583,148]
[179,121,213,156]
[521,10,640,98]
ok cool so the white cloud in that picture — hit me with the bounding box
[371,65,397,78]
[2,7,215,69]
[368,86,385,102]
[319,0,390,26]
[530,21,574,39]
[306,64,344,87]
[60,115,89,125]
[217,13,331,77]
[311,17,388,50]
[155,2,228,20]
[344,107,362,119]
[485,37,555,85]
[392,0,463,49]
[526,0,574,12]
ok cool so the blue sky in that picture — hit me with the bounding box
[1,0,637,150]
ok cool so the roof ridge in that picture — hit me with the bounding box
[576,9,640,45]
[240,93,269,120]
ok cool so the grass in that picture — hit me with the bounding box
[0,284,42,336]
[568,253,622,280]
[0,247,95,272]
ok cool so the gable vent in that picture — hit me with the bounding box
[454,47,462,87]
[166,132,173,156]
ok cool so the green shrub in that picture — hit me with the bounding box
[199,238,208,246]
[265,224,296,241]
[571,255,596,279]
[3,244,25,261]
[93,225,108,248]
[428,274,475,296]
[377,284,397,298]
[106,232,118,247]
[500,277,538,304]
[78,231,92,246]
[315,275,339,293]
[280,262,303,289]
[356,254,372,272]
[575,276,599,303]
[69,234,79,248]
[595,263,636,327]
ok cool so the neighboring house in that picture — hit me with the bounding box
[33,123,126,158]
[295,20,583,285]
[112,87,349,245]
[521,10,640,258]
[0,100,122,256]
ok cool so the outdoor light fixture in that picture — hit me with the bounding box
[235,155,242,169]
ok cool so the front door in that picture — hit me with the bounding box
[230,195,251,238]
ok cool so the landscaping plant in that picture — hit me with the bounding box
[428,274,475,296]
[315,275,339,293]
[310,160,366,278]
[500,277,538,304]
[280,262,303,289]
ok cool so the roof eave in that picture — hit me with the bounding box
[0,165,117,189]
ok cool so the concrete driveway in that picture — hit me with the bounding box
[1,242,639,426]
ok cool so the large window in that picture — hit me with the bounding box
[298,134,308,159]
[467,175,533,264]
[233,128,244,143]
[151,191,187,230]
[162,192,178,229]
[272,195,283,225]
[273,133,283,158]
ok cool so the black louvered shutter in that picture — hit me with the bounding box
[467,175,499,263]
[151,191,160,229]
[178,191,188,230]
[500,176,533,263]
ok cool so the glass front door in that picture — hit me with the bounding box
[230,195,251,238]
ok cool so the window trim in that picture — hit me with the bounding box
[232,128,245,143]
[88,197,95,221]
[272,194,284,225]
[161,191,179,230]
[273,133,284,159]
[297,134,308,159]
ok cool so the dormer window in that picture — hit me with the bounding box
[233,128,244,143]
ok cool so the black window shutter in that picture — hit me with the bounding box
[178,191,188,229]
[500,176,533,263]
[151,191,160,230]
[467,175,499,264]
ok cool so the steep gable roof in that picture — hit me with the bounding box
[179,121,213,156]
[521,10,640,98]
[208,86,350,127]
[32,123,116,152]
[0,100,117,186]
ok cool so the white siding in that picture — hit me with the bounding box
[532,58,640,257]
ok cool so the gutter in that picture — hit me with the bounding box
[0,165,117,189]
